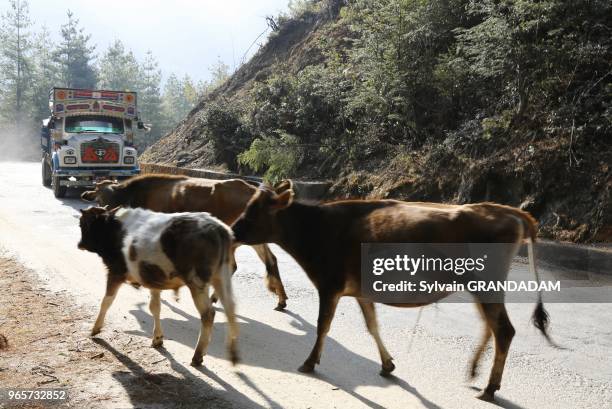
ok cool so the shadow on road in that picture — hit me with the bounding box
[92,337,263,409]
[51,187,92,211]
[467,386,528,409]
[125,300,446,409]
[39,182,91,211]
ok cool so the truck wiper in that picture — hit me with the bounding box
[73,130,122,135]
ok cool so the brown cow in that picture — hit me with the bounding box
[232,183,553,402]
[81,174,288,310]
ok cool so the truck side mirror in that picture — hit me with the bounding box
[137,121,152,132]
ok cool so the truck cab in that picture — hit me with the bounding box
[41,88,143,198]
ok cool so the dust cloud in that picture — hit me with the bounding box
[0,122,40,162]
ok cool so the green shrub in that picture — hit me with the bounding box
[238,132,304,184]
[200,100,252,169]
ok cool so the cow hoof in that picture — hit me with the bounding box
[274,301,287,311]
[476,391,495,402]
[151,337,164,348]
[229,348,240,366]
[380,359,395,377]
[469,364,479,379]
[298,362,315,373]
[477,385,498,402]
[211,295,218,304]
[190,356,203,367]
[91,327,101,336]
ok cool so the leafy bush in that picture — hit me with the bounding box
[194,0,612,182]
[238,132,304,183]
[200,100,253,168]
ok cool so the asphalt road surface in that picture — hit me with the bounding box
[0,161,610,409]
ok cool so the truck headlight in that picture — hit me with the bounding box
[124,156,135,164]
[64,156,77,164]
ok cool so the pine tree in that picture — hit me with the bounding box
[0,0,33,127]
[197,57,230,97]
[97,39,140,91]
[182,74,198,109]
[53,10,97,89]
[31,25,60,122]
[137,50,163,147]
[161,73,192,133]
[209,57,230,87]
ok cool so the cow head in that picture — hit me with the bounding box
[81,180,118,206]
[232,181,294,245]
[77,206,121,253]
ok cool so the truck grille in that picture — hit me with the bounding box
[80,139,120,163]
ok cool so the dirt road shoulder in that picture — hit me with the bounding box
[0,256,235,409]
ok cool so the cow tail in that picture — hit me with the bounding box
[527,239,552,342]
[515,209,557,347]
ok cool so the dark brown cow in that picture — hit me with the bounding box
[81,174,288,310]
[232,183,553,402]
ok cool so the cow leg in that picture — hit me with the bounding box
[149,289,164,348]
[470,304,492,379]
[252,244,288,311]
[211,272,239,365]
[357,299,395,376]
[477,303,515,402]
[188,284,214,367]
[298,291,340,373]
[210,249,237,304]
[91,277,122,336]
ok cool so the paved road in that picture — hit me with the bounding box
[0,161,610,409]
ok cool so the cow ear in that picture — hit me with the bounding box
[271,189,294,210]
[81,190,95,201]
[274,179,293,195]
[96,180,116,191]
[108,206,121,215]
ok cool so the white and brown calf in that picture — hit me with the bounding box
[77,206,239,366]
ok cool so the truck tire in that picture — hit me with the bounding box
[42,158,52,187]
[52,175,67,198]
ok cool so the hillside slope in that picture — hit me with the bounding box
[142,0,611,243]
[142,5,334,169]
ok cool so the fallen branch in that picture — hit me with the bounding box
[30,332,61,344]
[150,358,166,365]
[37,375,59,385]
[32,364,59,385]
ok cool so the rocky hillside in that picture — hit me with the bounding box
[142,0,611,243]
[142,3,337,170]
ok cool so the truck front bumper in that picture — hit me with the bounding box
[54,167,140,187]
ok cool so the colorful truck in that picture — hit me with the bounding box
[41,88,144,198]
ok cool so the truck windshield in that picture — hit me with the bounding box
[65,116,124,134]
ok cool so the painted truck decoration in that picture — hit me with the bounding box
[41,88,146,198]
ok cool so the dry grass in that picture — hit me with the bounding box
[0,257,233,409]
